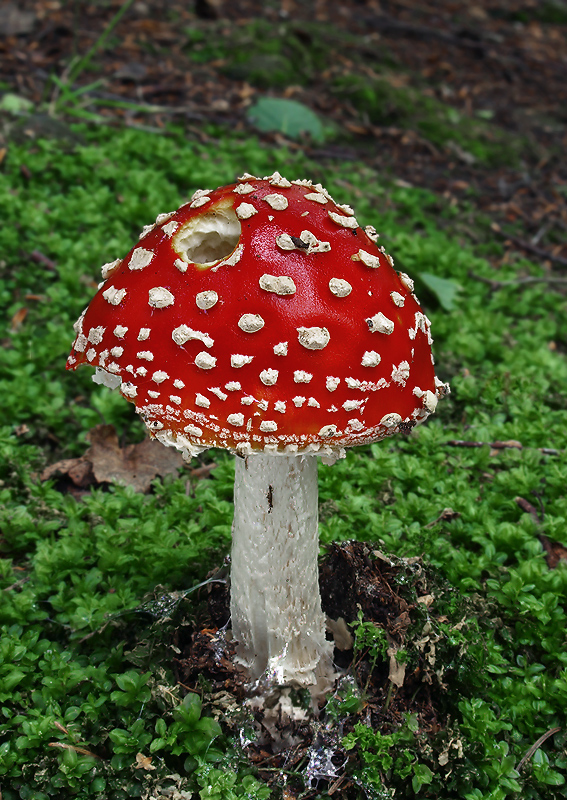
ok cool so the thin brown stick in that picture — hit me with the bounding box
[492,225,567,268]
[48,742,102,759]
[447,440,561,456]
[514,497,542,524]
[517,727,562,771]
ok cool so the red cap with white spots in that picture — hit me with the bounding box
[67,172,449,459]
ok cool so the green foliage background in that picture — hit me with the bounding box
[0,125,566,798]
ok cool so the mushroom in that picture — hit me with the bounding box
[67,172,449,691]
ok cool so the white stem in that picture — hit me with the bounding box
[230,454,333,687]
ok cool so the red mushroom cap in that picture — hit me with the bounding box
[67,172,448,458]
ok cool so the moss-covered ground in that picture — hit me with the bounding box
[0,123,565,798]
[1,1,567,797]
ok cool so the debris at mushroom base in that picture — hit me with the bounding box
[175,541,477,796]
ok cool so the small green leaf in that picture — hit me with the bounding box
[246,97,325,142]
[418,272,461,310]
[0,94,34,114]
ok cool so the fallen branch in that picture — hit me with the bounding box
[447,440,560,456]
[491,224,567,268]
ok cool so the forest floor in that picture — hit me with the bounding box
[1,0,567,275]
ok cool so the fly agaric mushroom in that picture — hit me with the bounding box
[67,172,448,690]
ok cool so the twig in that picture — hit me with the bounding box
[492,224,567,268]
[517,727,562,771]
[48,742,102,759]
[30,250,57,272]
[328,773,350,795]
[514,497,542,524]
[447,440,561,456]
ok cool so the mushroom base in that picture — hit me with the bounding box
[230,454,334,688]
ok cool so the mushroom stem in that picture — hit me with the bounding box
[230,454,333,687]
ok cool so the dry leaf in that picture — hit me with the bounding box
[85,424,184,493]
[10,307,28,331]
[41,424,185,493]
[134,752,155,771]
[387,645,406,688]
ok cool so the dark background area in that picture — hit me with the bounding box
[2,0,567,272]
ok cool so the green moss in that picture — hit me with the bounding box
[1,125,567,797]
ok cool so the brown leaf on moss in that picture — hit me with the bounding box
[41,424,184,493]
[85,424,185,493]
